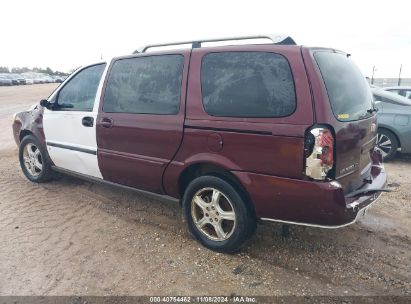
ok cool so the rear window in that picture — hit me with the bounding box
[314,52,374,121]
[201,52,296,118]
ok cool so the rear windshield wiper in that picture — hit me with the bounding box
[367,107,378,114]
[358,108,378,120]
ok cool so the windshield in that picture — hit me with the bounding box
[314,51,374,121]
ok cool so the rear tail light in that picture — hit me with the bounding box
[304,126,335,180]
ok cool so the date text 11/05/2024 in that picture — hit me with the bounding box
[149,296,257,303]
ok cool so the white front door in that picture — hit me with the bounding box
[43,63,107,178]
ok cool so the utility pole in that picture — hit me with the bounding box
[371,65,376,85]
[398,64,403,86]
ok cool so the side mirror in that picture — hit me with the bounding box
[39,99,49,108]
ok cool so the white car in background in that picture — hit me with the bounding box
[382,86,411,99]
[24,78,34,85]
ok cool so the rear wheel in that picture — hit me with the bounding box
[182,176,256,253]
[19,135,53,182]
[377,129,398,161]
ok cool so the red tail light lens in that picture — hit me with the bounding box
[304,127,335,180]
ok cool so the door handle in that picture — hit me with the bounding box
[82,116,94,127]
[101,117,113,128]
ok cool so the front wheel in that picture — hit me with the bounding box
[182,176,256,253]
[19,135,54,183]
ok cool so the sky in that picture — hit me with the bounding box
[1,0,410,78]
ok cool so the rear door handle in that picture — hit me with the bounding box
[82,116,94,127]
[101,117,113,128]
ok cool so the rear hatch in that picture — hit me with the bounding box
[313,50,378,193]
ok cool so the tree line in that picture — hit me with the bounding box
[0,66,69,76]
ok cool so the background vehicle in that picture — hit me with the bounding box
[51,75,62,83]
[33,74,47,84]
[12,35,386,252]
[9,73,26,85]
[1,72,68,85]
[372,87,411,160]
[0,74,13,86]
[382,86,411,99]
[3,74,19,85]
[24,78,34,85]
[33,75,44,84]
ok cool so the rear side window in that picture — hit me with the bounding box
[201,52,296,118]
[314,52,374,121]
[104,55,184,114]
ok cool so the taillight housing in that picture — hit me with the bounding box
[304,126,335,180]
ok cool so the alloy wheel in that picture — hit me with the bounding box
[191,187,236,242]
[377,133,392,158]
[22,143,43,177]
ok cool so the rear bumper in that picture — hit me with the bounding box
[232,161,387,228]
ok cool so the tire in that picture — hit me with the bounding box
[377,129,399,161]
[182,175,256,253]
[19,135,54,183]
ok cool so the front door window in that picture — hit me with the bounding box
[55,64,106,111]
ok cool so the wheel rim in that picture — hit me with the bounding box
[377,133,392,158]
[23,143,43,177]
[191,187,236,242]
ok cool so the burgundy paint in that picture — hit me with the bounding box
[163,45,313,198]
[207,133,223,152]
[13,44,388,228]
[96,50,191,193]
[301,48,379,193]
[186,45,314,126]
[12,105,46,146]
[232,149,386,226]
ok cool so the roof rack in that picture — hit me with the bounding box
[133,34,296,53]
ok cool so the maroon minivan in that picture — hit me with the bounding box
[12,35,387,252]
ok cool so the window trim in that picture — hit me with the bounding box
[200,51,297,119]
[51,63,107,112]
[102,54,185,116]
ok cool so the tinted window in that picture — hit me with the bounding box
[104,55,184,114]
[201,52,296,118]
[402,90,411,99]
[57,64,106,111]
[314,52,374,121]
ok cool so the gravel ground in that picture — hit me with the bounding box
[0,84,410,296]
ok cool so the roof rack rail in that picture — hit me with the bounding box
[133,34,296,53]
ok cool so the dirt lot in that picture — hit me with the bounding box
[0,84,410,296]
